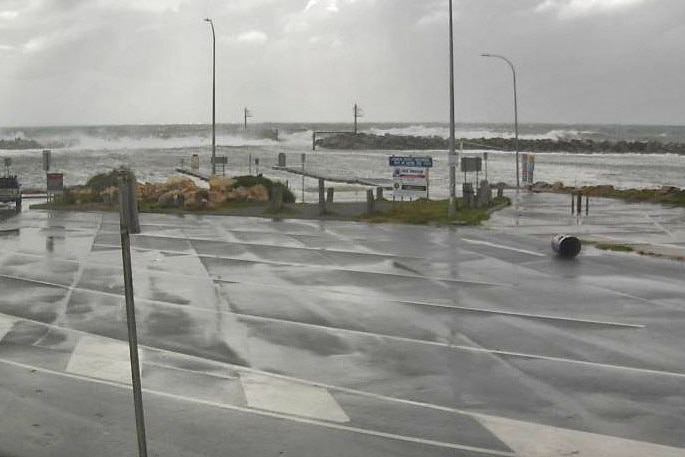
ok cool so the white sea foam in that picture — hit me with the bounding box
[366,124,597,141]
[37,132,279,151]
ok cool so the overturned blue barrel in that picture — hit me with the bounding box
[551,234,582,258]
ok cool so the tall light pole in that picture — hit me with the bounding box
[481,53,519,191]
[447,0,457,217]
[205,18,216,176]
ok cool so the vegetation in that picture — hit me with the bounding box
[32,169,513,225]
[233,175,295,203]
[358,196,510,225]
[594,243,635,252]
[533,182,685,207]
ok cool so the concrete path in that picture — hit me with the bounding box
[489,191,685,259]
[0,203,683,456]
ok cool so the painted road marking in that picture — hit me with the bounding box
[0,313,682,455]
[91,242,507,287]
[477,414,685,457]
[0,268,644,329]
[230,313,685,378]
[66,336,137,385]
[0,314,16,341]
[398,299,644,329]
[461,238,546,257]
[0,356,514,456]
[240,372,350,423]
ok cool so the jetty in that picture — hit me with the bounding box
[273,166,392,188]
[176,165,392,190]
[175,167,210,182]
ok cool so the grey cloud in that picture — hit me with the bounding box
[1,0,684,125]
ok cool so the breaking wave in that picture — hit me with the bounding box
[366,125,597,141]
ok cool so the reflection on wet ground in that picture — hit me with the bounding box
[0,200,685,456]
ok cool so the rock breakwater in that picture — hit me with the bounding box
[315,133,685,154]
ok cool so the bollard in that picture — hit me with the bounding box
[462,183,474,209]
[366,189,375,214]
[576,191,582,216]
[277,153,286,168]
[376,187,384,200]
[585,195,589,216]
[571,193,575,215]
[318,178,326,215]
[326,187,334,204]
[270,186,283,211]
[551,234,582,258]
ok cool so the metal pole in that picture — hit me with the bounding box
[301,153,305,204]
[481,53,519,191]
[447,0,456,217]
[512,60,519,192]
[205,18,216,176]
[118,173,147,457]
[354,104,358,134]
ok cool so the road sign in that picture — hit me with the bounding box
[460,157,482,172]
[211,156,227,165]
[46,173,64,192]
[389,156,433,168]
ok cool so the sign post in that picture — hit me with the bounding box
[46,173,64,204]
[42,150,51,172]
[117,170,147,457]
[301,153,306,203]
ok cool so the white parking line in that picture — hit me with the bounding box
[0,314,16,341]
[66,336,137,385]
[478,414,685,457]
[240,372,350,423]
[0,356,514,456]
[461,238,546,257]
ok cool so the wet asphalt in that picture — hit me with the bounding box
[0,196,684,456]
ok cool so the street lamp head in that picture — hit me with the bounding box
[481,53,492,57]
[204,18,212,23]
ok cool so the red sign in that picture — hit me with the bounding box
[46,173,64,192]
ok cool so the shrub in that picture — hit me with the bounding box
[233,175,295,203]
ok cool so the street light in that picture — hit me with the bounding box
[447,0,457,217]
[205,18,216,176]
[481,53,519,191]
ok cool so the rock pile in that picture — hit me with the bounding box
[315,133,685,155]
[60,171,276,210]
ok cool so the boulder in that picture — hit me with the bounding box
[232,186,250,200]
[158,191,183,208]
[208,191,227,205]
[209,176,236,193]
[659,185,679,195]
[247,184,269,201]
[183,189,209,210]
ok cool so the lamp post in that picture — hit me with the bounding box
[447,0,457,217]
[481,53,519,191]
[205,18,216,176]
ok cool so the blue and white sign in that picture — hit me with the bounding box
[392,167,429,199]
[388,156,433,168]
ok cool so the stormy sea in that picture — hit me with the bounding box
[2,122,685,201]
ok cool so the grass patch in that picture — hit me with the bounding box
[357,196,510,225]
[594,243,635,252]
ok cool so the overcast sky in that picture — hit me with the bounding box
[0,0,683,126]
